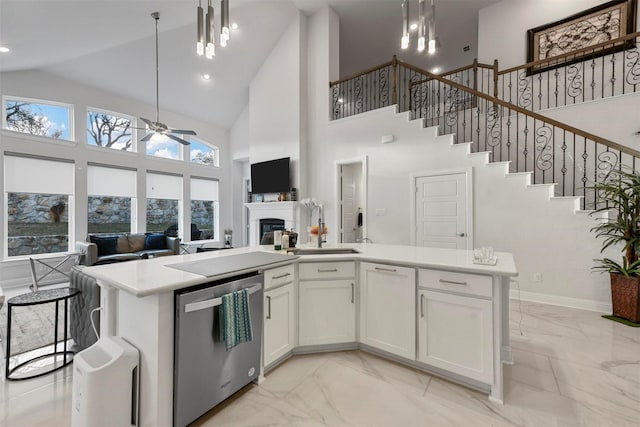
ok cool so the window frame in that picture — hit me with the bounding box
[189,137,220,167]
[2,95,75,142]
[86,106,137,152]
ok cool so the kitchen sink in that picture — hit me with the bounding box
[287,248,360,255]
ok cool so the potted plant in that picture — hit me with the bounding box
[591,167,640,323]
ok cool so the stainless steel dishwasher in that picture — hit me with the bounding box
[173,272,263,427]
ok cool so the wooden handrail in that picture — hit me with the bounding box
[397,59,640,159]
[436,61,493,77]
[499,31,640,75]
[329,59,394,87]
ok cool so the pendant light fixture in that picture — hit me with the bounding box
[401,0,410,50]
[400,0,437,55]
[220,0,230,47]
[428,0,436,54]
[196,0,204,56]
[205,0,215,58]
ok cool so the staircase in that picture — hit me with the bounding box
[329,32,640,212]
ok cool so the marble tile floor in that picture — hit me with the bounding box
[1,300,639,427]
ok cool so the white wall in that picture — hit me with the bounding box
[542,92,640,151]
[322,107,612,310]
[478,0,640,68]
[249,12,307,190]
[0,70,230,288]
[230,104,250,161]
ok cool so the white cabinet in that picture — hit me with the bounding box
[263,266,296,368]
[298,262,356,346]
[417,269,494,384]
[359,262,416,360]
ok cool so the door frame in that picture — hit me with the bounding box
[334,156,368,243]
[409,167,474,249]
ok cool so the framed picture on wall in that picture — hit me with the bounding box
[526,0,637,74]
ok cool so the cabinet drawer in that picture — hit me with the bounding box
[418,269,492,298]
[264,264,295,290]
[299,261,356,280]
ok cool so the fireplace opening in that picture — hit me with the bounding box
[259,218,285,243]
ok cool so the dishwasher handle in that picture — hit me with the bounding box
[184,284,262,313]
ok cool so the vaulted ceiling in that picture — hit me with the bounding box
[0,0,502,129]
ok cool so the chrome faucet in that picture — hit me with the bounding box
[317,204,324,248]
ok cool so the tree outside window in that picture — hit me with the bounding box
[4,99,71,140]
[87,109,133,151]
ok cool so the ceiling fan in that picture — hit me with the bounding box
[140,12,196,146]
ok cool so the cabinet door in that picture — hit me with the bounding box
[299,280,356,346]
[263,284,295,367]
[418,289,493,383]
[359,263,416,359]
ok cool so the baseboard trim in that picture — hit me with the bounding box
[510,289,611,313]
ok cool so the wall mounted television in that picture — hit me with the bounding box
[250,157,291,194]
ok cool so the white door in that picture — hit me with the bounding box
[417,289,493,383]
[415,173,468,249]
[263,284,295,367]
[299,280,356,345]
[340,165,357,243]
[359,263,416,359]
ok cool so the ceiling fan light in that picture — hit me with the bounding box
[197,1,204,56]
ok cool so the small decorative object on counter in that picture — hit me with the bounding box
[274,230,282,250]
[224,229,232,248]
[290,187,297,201]
[278,192,287,201]
[288,229,298,248]
[282,232,290,249]
[255,194,263,203]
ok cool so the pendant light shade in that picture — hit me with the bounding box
[205,0,215,58]
[220,0,230,47]
[428,0,436,54]
[401,0,409,50]
[196,1,204,56]
[417,0,425,52]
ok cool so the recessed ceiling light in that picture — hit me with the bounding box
[0,47,10,53]
[409,23,418,31]
[203,73,211,80]
[431,67,441,74]
[231,22,238,30]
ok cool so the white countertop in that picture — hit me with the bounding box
[82,243,517,297]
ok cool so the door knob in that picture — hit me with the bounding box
[459,233,466,237]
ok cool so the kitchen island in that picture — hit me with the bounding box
[81,243,517,426]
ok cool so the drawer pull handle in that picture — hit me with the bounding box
[351,282,355,303]
[374,266,397,273]
[420,294,425,318]
[317,268,338,273]
[439,279,468,286]
[266,296,272,319]
[272,272,291,280]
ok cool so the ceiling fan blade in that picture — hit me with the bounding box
[168,129,197,135]
[141,132,154,142]
[165,133,191,145]
[139,117,153,126]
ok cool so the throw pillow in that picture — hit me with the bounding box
[128,234,146,252]
[145,233,167,250]
[90,235,119,256]
[117,235,130,253]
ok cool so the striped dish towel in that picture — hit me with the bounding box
[221,289,253,350]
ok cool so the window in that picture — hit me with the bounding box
[190,138,219,167]
[191,178,219,241]
[3,96,72,140]
[4,155,74,257]
[87,165,137,234]
[87,108,134,151]
[146,172,182,234]
[146,134,181,160]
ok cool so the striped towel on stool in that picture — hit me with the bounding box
[221,289,253,350]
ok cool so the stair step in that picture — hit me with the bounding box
[505,171,532,185]
[526,183,557,198]
[550,196,582,212]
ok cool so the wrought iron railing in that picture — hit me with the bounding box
[496,31,640,112]
[328,37,640,210]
